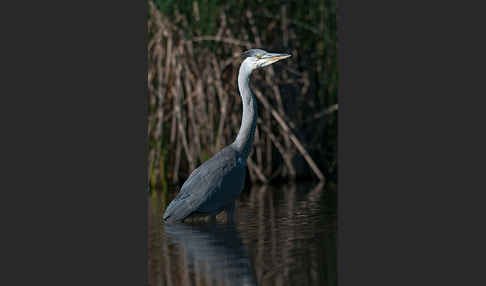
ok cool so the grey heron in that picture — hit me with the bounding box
[163,49,291,224]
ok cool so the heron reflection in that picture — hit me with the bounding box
[163,223,258,286]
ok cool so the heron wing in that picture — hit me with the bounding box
[163,146,240,222]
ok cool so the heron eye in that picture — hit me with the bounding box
[256,55,262,59]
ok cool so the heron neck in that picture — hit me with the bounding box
[233,63,257,159]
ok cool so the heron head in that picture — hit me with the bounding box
[241,49,291,70]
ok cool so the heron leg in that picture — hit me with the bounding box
[209,214,217,224]
[226,201,235,224]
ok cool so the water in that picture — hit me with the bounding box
[148,182,337,286]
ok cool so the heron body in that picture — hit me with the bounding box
[163,146,245,223]
[163,49,291,223]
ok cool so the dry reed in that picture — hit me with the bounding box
[148,1,337,187]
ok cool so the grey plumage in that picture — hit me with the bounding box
[163,49,291,223]
[163,146,245,222]
[241,48,266,59]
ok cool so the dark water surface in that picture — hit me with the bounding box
[148,182,336,286]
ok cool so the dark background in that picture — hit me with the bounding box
[1,1,486,285]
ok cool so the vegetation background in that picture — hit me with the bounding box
[148,0,338,191]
